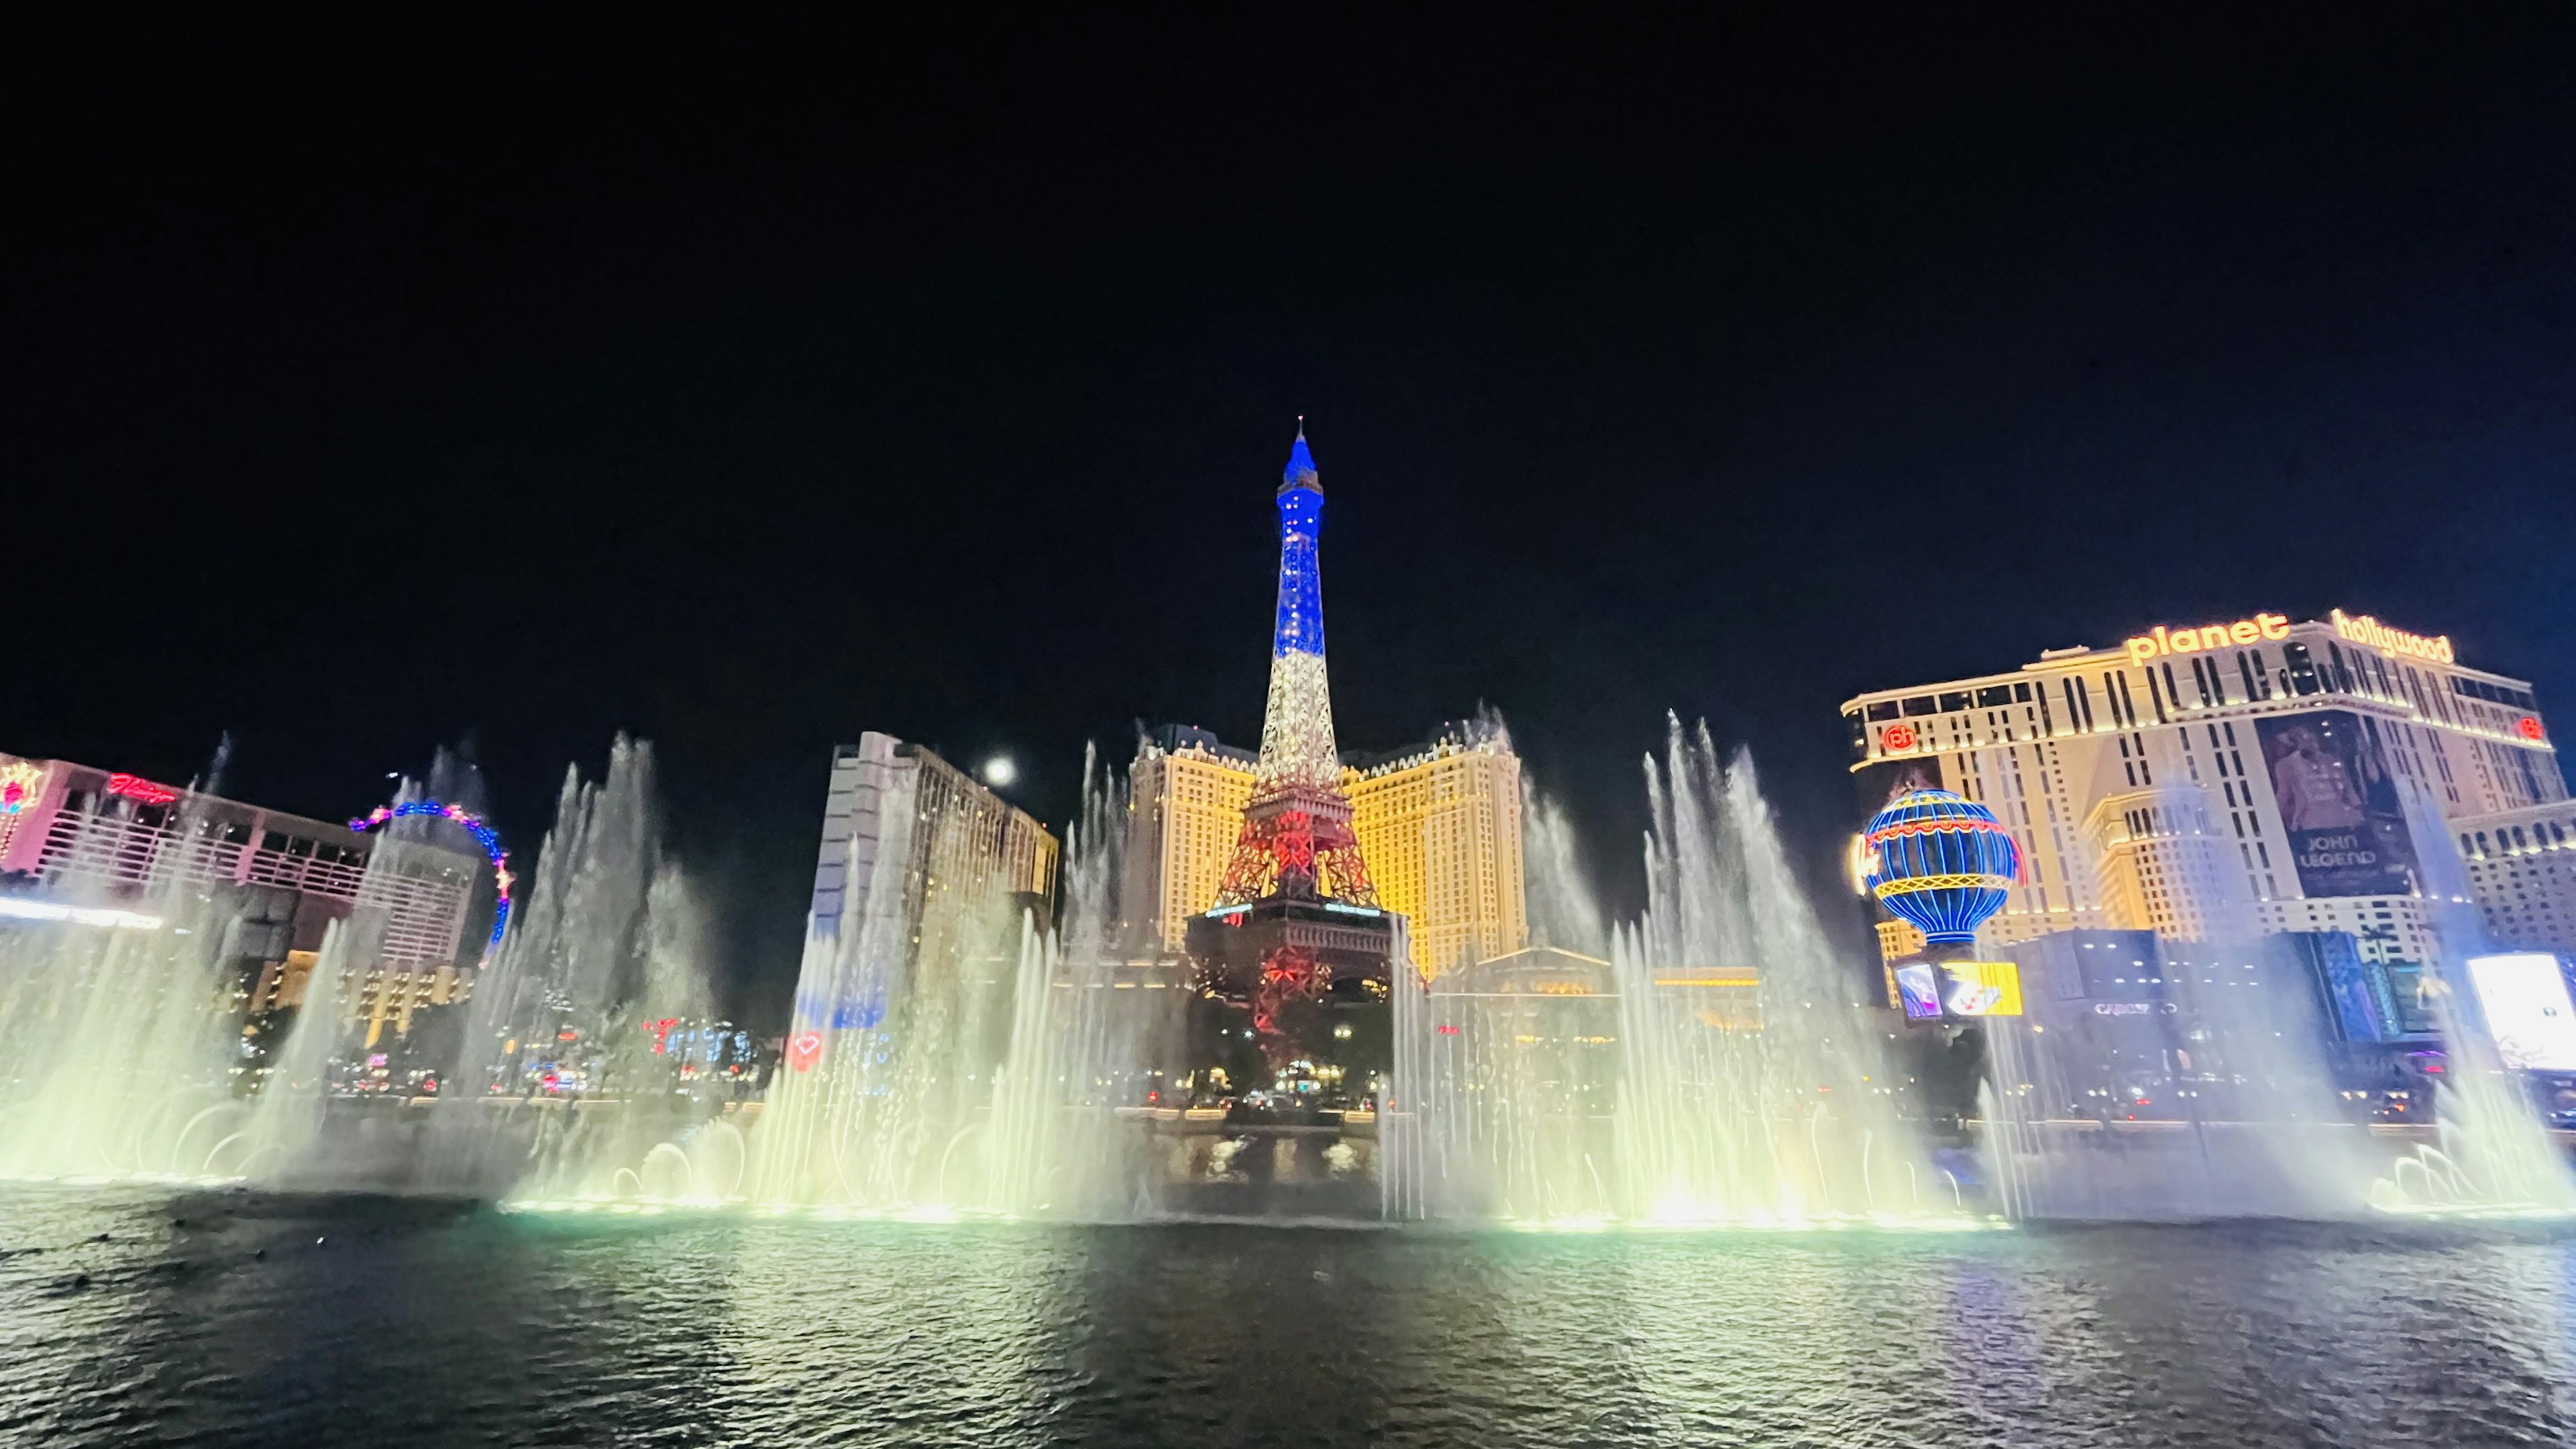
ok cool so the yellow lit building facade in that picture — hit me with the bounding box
[1841,606,2563,967]
[1123,727,1259,953]
[1123,721,1529,975]
[1346,730,1527,977]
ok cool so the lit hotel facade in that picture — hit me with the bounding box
[1840,608,2563,968]
[1124,720,1527,976]
[0,751,487,1040]
[806,733,1059,947]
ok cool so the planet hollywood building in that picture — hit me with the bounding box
[1839,608,2563,975]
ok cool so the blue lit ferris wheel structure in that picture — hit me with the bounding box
[1860,788,2021,947]
[349,798,515,963]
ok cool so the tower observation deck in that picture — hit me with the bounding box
[1187,425,1400,1080]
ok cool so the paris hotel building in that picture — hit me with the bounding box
[1122,720,1527,977]
[1839,608,2567,967]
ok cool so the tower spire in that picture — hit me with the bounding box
[1281,417,1320,496]
[1255,423,1338,790]
[1214,423,1376,906]
[1191,423,1394,1069]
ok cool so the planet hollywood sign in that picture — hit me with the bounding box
[2123,611,2290,665]
[2119,607,2456,668]
[1872,606,2481,755]
[2328,609,2454,665]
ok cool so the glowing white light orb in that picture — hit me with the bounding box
[981,756,1018,788]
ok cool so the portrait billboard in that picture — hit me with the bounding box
[2382,962,2437,1036]
[2253,710,2419,898]
[2465,953,2576,1073]
[1893,963,1944,1021]
[2320,955,2394,1043]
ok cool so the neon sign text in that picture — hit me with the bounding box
[2330,609,2454,663]
[107,773,181,806]
[2125,612,2288,666]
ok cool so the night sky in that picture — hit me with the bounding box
[9,11,2576,1025]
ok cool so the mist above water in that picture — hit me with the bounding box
[1395,716,1941,1225]
[4,714,2571,1230]
[0,742,258,1182]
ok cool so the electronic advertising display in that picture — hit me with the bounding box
[1941,961,2024,1018]
[1894,963,1944,1021]
[1892,961,2023,1020]
[2253,710,2420,898]
[2465,953,2576,1073]
[2383,962,2438,1036]
[2319,954,2394,1043]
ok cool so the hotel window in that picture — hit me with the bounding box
[1866,700,1900,720]
[1938,691,1972,712]
[1902,696,1937,716]
[2284,643,2320,696]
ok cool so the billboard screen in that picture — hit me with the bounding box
[2466,953,2576,1072]
[1892,961,2023,1019]
[2320,955,2392,1043]
[2253,710,2420,898]
[2383,962,2437,1036]
[1941,961,2025,1018]
[1894,963,1944,1020]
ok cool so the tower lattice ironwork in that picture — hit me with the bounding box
[1212,423,1378,910]
[1182,423,1398,1071]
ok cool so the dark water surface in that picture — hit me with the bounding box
[6,1186,2576,1446]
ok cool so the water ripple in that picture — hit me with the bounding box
[5,1187,2576,1446]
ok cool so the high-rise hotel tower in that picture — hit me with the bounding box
[1840,608,2563,967]
[1126,720,1527,977]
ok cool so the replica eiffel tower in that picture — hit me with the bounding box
[1185,423,1400,1083]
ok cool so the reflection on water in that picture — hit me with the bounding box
[6,1185,2576,1446]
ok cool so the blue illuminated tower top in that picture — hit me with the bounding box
[1252,421,1343,790]
[1273,422,1326,659]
